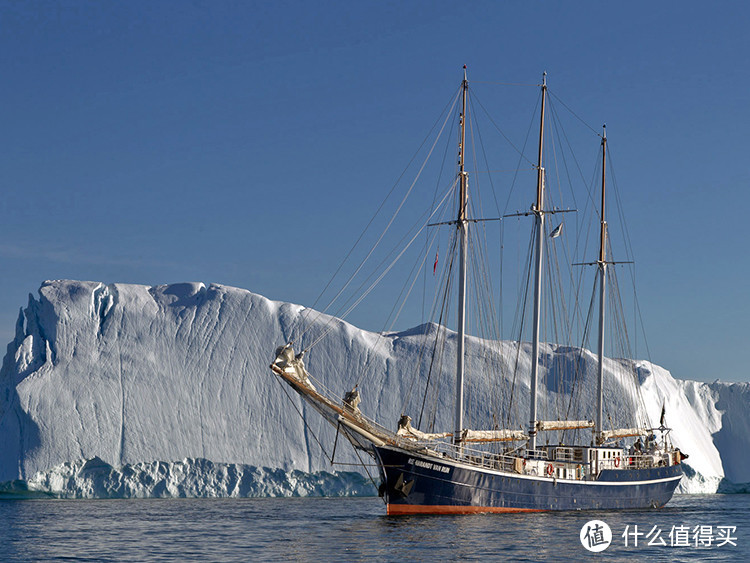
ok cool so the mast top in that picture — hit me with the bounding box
[602,123,607,140]
[542,71,547,87]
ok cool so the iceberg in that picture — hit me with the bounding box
[0,280,746,497]
[6,457,375,499]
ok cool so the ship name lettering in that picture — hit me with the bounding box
[411,459,449,473]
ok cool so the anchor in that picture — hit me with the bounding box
[392,472,415,498]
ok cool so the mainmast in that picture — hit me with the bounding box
[528,72,547,452]
[454,66,469,446]
[596,125,607,443]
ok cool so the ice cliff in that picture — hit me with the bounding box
[0,280,747,497]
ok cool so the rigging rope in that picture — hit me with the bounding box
[272,378,333,465]
[548,90,602,136]
[472,89,536,167]
[307,183,457,351]
[298,86,462,345]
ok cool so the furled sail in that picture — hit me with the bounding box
[461,429,529,443]
[536,420,594,431]
[396,415,452,441]
[600,427,650,441]
[273,345,316,391]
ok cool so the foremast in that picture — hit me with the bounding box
[454,66,469,446]
[596,126,608,443]
[528,73,547,452]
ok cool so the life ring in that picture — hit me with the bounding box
[614,457,621,468]
[546,464,554,476]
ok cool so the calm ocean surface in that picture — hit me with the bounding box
[1,494,746,562]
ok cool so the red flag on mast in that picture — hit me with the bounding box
[433,250,439,275]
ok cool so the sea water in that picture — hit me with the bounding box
[0,494,746,562]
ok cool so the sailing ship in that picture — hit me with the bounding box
[270,68,684,514]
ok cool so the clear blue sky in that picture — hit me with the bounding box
[0,1,746,382]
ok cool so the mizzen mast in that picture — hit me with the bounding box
[528,72,547,452]
[454,65,469,446]
[595,125,608,443]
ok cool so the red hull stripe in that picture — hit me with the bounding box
[387,504,547,515]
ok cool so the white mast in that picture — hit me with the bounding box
[528,73,547,452]
[596,125,607,443]
[454,66,469,447]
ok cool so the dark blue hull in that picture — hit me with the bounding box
[374,446,683,515]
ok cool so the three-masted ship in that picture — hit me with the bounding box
[270,69,683,514]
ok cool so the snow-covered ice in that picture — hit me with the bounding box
[0,280,746,497]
